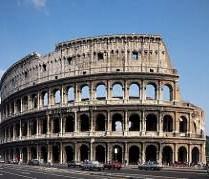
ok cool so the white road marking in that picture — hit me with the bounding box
[0,170,36,179]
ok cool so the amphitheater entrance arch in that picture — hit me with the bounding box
[178,146,187,163]
[192,147,199,164]
[31,147,37,159]
[65,146,74,162]
[95,145,105,163]
[52,144,60,163]
[145,145,157,161]
[40,146,47,163]
[129,145,140,164]
[80,145,89,161]
[162,146,173,165]
[112,145,122,163]
[22,147,27,163]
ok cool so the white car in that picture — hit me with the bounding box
[81,161,104,171]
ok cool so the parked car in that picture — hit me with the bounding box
[0,159,5,164]
[67,161,82,168]
[81,160,104,171]
[138,161,162,170]
[28,159,40,166]
[104,161,122,170]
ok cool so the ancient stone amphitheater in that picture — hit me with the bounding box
[0,34,206,165]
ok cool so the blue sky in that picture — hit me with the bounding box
[0,0,209,134]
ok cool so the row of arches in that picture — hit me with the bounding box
[7,145,200,165]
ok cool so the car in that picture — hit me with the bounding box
[67,161,82,168]
[81,160,104,171]
[104,161,122,170]
[138,161,162,170]
[28,159,40,166]
[0,159,5,164]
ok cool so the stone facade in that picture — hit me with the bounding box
[0,34,206,165]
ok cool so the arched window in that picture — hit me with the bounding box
[42,92,48,106]
[54,90,61,104]
[80,114,90,131]
[129,83,140,98]
[81,85,90,100]
[129,114,140,131]
[96,84,106,99]
[112,83,123,98]
[112,113,123,131]
[163,84,172,101]
[146,83,156,100]
[163,115,173,132]
[179,116,187,133]
[178,146,187,163]
[95,114,106,131]
[67,87,75,102]
[146,114,157,131]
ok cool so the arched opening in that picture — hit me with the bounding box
[53,118,60,133]
[15,123,20,137]
[22,121,27,136]
[65,116,74,132]
[96,84,106,99]
[129,114,140,131]
[42,91,48,106]
[15,148,20,161]
[80,114,90,132]
[30,120,37,135]
[129,83,140,98]
[192,147,199,164]
[16,99,21,113]
[80,145,89,161]
[41,146,47,163]
[22,147,27,163]
[178,146,187,163]
[145,145,157,161]
[81,85,90,100]
[52,144,60,163]
[163,84,172,101]
[112,83,123,98]
[41,118,47,134]
[31,94,38,109]
[31,147,37,159]
[146,83,156,100]
[67,87,75,102]
[95,114,106,131]
[95,145,105,163]
[54,89,61,104]
[163,115,173,132]
[65,146,74,162]
[112,113,123,131]
[129,146,140,165]
[22,96,28,111]
[162,146,173,165]
[179,116,187,133]
[112,145,122,163]
[146,114,157,131]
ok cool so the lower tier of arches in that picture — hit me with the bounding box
[0,140,205,165]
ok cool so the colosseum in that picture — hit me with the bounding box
[0,34,206,166]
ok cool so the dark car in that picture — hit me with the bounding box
[67,161,82,168]
[28,159,40,166]
[104,161,122,170]
[138,161,162,170]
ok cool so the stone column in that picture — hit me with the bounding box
[36,118,39,137]
[125,111,128,135]
[141,111,145,135]
[107,111,111,135]
[107,143,111,162]
[61,85,64,105]
[19,120,22,140]
[174,144,178,162]
[47,114,50,135]
[141,143,145,163]
[90,141,94,161]
[107,80,111,100]
[124,80,128,101]
[20,98,23,113]
[90,110,94,133]
[188,144,191,164]
[74,111,78,133]
[124,142,128,165]
[47,144,52,164]
[60,116,63,136]
[37,92,40,110]
[141,81,145,102]
[60,142,63,164]
[74,143,78,161]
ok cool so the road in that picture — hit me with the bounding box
[0,164,208,179]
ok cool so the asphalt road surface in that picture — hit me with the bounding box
[0,164,208,179]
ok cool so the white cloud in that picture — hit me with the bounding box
[32,0,47,9]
